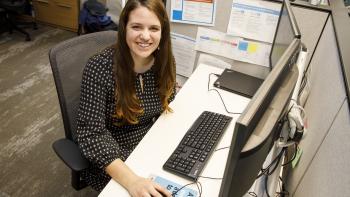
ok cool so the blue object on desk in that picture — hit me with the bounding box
[152,175,198,197]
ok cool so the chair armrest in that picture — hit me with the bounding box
[52,138,89,172]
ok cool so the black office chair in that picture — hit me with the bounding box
[0,0,37,41]
[49,31,118,190]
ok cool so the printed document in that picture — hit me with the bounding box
[171,0,216,26]
[227,0,280,43]
[195,27,271,67]
[197,53,232,70]
[171,32,197,77]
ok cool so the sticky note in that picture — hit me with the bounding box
[292,147,303,168]
[238,41,248,51]
[247,43,258,53]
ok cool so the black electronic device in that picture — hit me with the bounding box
[213,69,264,98]
[163,111,232,180]
[218,0,301,196]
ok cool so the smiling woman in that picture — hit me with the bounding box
[75,0,176,196]
[126,6,161,73]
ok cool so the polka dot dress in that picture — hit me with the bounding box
[76,48,175,191]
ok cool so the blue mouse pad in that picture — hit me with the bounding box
[151,175,198,197]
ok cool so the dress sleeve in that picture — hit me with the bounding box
[76,54,123,169]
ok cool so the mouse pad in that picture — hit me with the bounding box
[150,175,198,197]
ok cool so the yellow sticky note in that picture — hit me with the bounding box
[247,43,258,53]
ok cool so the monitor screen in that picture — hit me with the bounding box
[270,0,301,70]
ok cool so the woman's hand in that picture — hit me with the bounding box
[105,159,171,197]
[127,176,172,197]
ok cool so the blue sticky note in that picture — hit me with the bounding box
[238,41,248,51]
[172,10,183,20]
[152,175,198,197]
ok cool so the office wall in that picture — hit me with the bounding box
[166,0,275,79]
[285,15,350,196]
[166,1,329,81]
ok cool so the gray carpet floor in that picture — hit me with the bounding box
[0,26,99,197]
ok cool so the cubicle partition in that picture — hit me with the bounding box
[284,1,350,196]
[167,0,350,196]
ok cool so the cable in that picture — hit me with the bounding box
[196,181,202,197]
[282,143,298,166]
[248,191,258,197]
[214,146,230,152]
[208,73,241,115]
[171,181,197,196]
[256,148,285,178]
[198,175,223,180]
[169,180,204,197]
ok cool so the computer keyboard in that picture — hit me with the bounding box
[163,111,232,181]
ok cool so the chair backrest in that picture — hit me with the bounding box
[49,31,118,141]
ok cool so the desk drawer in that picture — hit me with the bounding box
[53,0,77,7]
[33,0,79,31]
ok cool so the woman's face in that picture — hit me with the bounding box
[126,6,161,62]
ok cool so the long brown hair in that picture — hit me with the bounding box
[113,0,175,124]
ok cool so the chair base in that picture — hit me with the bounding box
[71,170,87,190]
[1,9,37,41]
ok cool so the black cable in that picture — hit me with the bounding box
[198,175,223,180]
[282,143,298,166]
[171,181,197,196]
[248,191,258,197]
[256,148,285,178]
[214,146,230,152]
[208,73,241,115]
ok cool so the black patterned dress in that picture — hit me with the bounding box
[76,48,175,191]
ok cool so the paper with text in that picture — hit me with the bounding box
[227,0,281,43]
[171,0,216,26]
[197,53,232,69]
[171,32,197,77]
[195,27,271,67]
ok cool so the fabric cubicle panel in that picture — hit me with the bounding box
[286,16,349,196]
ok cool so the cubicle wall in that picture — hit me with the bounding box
[285,13,350,197]
[166,0,273,79]
[167,1,350,196]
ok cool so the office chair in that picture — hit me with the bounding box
[49,31,118,190]
[0,0,37,41]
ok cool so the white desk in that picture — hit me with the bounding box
[99,63,251,197]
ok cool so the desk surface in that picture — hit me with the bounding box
[99,64,251,197]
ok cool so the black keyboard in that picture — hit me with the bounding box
[163,111,232,181]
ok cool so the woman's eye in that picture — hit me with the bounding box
[150,27,160,32]
[132,26,142,30]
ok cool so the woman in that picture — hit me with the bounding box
[76,0,175,196]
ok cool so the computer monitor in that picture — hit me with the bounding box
[218,0,301,196]
[270,0,301,70]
